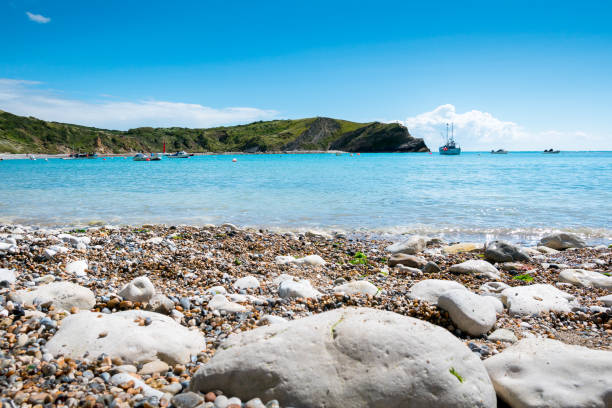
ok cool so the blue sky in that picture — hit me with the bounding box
[1,0,611,150]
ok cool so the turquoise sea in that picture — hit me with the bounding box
[1,152,610,245]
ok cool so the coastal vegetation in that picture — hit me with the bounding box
[0,110,429,154]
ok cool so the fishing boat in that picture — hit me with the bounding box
[491,149,508,154]
[167,151,190,159]
[133,153,163,161]
[439,123,461,155]
[543,149,560,154]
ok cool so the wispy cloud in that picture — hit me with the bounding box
[26,11,51,24]
[398,104,609,151]
[0,78,278,130]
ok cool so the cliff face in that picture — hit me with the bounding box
[0,110,429,153]
[330,122,429,153]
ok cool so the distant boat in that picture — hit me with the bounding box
[543,149,560,154]
[439,123,461,155]
[133,153,163,161]
[167,151,190,158]
[28,154,36,161]
[491,149,508,154]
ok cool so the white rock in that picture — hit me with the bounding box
[385,235,428,254]
[598,294,612,306]
[558,269,612,290]
[438,290,497,336]
[46,310,205,364]
[275,256,296,265]
[0,268,16,284]
[118,276,155,302]
[10,282,95,311]
[295,255,326,266]
[539,232,587,250]
[536,245,559,254]
[191,307,496,408]
[479,281,510,296]
[333,280,379,296]
[275,255,325,266]
[485,338,612,408]
[487,328,517,343]
[500,284,577,316]
[111,373,164,399]
[278,279,321,299]
[208,294,246,313]
[481,296,504,313]
[145,237,164,245]
[65,260,88,277]
[408,279,468,305]
[233,276,260,290]
[271,274,294,286]
[206,286,227,295]
[48,245,69,253]
[43,248,57,259]
[450,260,500,279]
[258,315,287,326]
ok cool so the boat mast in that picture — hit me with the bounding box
[446,123,449,144]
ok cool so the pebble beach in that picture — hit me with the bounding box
[0,223,610,407]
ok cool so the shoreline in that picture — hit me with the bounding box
[1,221,610,247]
[2,150,612,160]
[0,223,610,406]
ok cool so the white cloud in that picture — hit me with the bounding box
[0,78,278,129]
[26,12,50,24]
[400,104,609,151]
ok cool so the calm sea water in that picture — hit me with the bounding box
[1,152,610,245]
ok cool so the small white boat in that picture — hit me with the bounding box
[167,151,190,158]
[29,154,36,161]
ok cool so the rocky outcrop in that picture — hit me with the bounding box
[330,122,429,152]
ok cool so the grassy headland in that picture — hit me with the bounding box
[0,110,429,154]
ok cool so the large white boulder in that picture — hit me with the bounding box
[118,276,155,302]
[385,235,427,254]
[46,310,205,365]
[450,260,500,279]
[65,260,88,277]
[500,284,577,316]
[438,289,497,336]
[233,276,260,290]
[539,232,586,250]
[408,279,468,305]
[485,338,612,408]
[558,269,612,290]
[278,279,321,299]
[10,282,95,311]
[333,280,379,296]
[190,307,496,407]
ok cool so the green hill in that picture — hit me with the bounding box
[0,110,429,154]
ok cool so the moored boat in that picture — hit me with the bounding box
[167,151,190,158]
[543,149,560,154]
[491,149,508,154]
[439,123,461,155]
